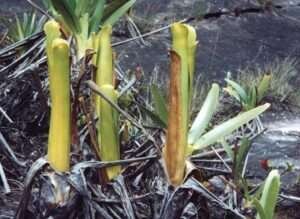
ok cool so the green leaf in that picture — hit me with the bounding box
[50,0,81,33]
[139,104,167,128]
[220,138,233,160]
[89,0,106,34]
[247,86,257,110]
[43,0,57,16]
[151,85,168,126]
[234,138,251,177]
[103,0,136,26]
[252,198,267,219]
[26,12,36,34]
[225,78,248,104]
[256,170,280,219]
[15,15,24,40]
[257,74,271,103]
[223,86,241,102]
[188,83,219,144]
[189,103,270,153]
[75,0,89,17]
[99,84,121,180]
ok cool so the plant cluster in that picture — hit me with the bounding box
[8,11,46,43]
[5,1,283,218]
[41,0,136,180]
[224,73,271,111]
[231,58,299,104]
[43,0,135,59]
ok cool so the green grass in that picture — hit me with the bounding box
[235,58,298,103]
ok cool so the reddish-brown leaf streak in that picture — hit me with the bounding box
[164,50,186,186]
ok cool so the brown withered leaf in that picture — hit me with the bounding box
[163,50,186,187]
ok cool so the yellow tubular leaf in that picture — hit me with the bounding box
[93,24,120,179]
[91,32,100,66]
[184,24,198,98]
[47,38,71,172]
[99,85,120,179]
[171,23,189,111]
[171,22,189,138]
[96,25,114,86]
[95,25,113,120]
[44,20,61,72]
[44,20,62,170]
[163,23,197,186]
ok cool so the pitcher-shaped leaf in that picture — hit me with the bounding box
[95,25,114,86]
[163,23,197,186]
[44,20,61,70]
[99,85,120,180]
[94,24,120,179]
[44,20,61,168]
[171,22,197,112]
[46,37,71,172]
[94,25,114,117]
[164,51,186,186]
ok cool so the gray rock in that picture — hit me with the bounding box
[1,0,300,84]
[117,0,300,83]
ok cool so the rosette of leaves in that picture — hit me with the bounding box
[43,0,135,59]
[8,11,46,42]
[224,73,271,111]
[162,23,270,186]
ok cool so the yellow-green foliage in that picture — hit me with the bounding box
[45,0,136,59]
[94,25,120,180]
[99,85,120,180]
[44,20,71,172]
[256,170,280,219]
[163,23,197,186]
[163,23,270,187]
[224,73,271,111]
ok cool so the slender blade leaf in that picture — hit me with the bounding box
[188,83,219,144]
[225,78,248,103]
[103,0,136,26]
[190,103,270,152]
[50,0,81,33]
[257,74,271,102]
[89,0,106,34]
[151,85,168,126]
[256,170,280,219]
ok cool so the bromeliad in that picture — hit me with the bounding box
[44,0,136,59]
[163,23,270,186]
